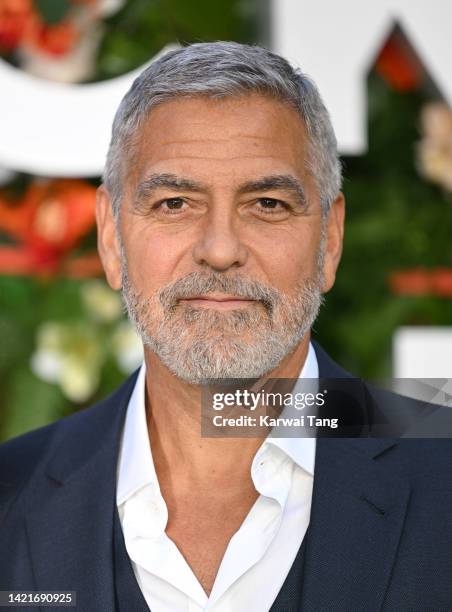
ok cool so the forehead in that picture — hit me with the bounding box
[128,93,310,189]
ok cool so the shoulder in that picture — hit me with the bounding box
[313,340,452,468]
[364,384,452,484]
[0,370,138,509]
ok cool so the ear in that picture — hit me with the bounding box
[321,192,345,293]
[96,185,122,291]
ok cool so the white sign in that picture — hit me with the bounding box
[393,327,452,377]
[1,2,452,175]
[271,0,452,153]
[0,44,178,177]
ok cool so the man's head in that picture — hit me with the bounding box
[97,41,345,384]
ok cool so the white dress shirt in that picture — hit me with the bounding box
[116,343,318,612]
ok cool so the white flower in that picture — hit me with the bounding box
[31,320,103,402]
[35,321,66,350]
[111,321,144,374]
[421,103,452,143]
[81,280,123,323]
[60,355,100,403]
[30,349,62,383]
[31,322,66,383]
[417,102,452,192]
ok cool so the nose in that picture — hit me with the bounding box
[192,208,248,271]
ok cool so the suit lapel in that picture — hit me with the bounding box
[301,342,411,611]
[25,373,138,612]
[301,438,410,611]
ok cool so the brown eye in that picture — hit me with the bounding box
[164,198,185,210]
[153,197,188,214]
[256,198,287,214]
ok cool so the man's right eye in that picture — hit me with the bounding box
[153,197,187,214]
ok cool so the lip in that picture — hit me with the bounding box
[179,294,256,309]
[183,294,254,301]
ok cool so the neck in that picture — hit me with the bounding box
[144,335,311,485]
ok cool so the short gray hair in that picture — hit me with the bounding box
[103,41,342,218]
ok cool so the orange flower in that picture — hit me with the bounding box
[0,0,37,51]
[31,21,80,56]
[389,268,430,295]
[431,268,452,297]
[375,32,423,92]
[0,179,99,276]
[389,268,452,297]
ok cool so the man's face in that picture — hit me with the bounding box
[97,93,344,383]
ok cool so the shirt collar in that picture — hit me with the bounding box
[117,342,318,505]
[116,363,158,505]
[264,341,318,476]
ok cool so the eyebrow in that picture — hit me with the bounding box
[237,175,307,209]
[133,172,308,211]
[133,173,207,209]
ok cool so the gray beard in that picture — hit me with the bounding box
[120,240,325,385]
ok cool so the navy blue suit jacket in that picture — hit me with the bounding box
[1,342,452,611]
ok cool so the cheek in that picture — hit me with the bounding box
[123,228,185,294]
[248,224,321,291]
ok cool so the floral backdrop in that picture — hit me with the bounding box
[0,2,451,441]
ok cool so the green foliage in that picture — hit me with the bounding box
[35,0,71,25]
[0,276,127,441]
[3,366,66,440]
[95,0,258,79]
[314,74,452,378]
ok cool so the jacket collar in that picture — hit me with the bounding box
[301,339,409,611]
[25,373,138,612]
[312,339,398,459]
[44,372,139,486]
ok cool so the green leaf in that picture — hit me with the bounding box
[35,0,71,25]
[1,366,67,442]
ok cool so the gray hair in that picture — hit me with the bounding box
[103,41,342,218]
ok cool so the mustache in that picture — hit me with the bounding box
[158,271,282,313]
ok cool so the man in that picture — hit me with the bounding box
[1,42,451,612]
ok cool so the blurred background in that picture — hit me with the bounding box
[0,0,451,442]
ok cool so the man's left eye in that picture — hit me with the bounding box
[256,198,287,214]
